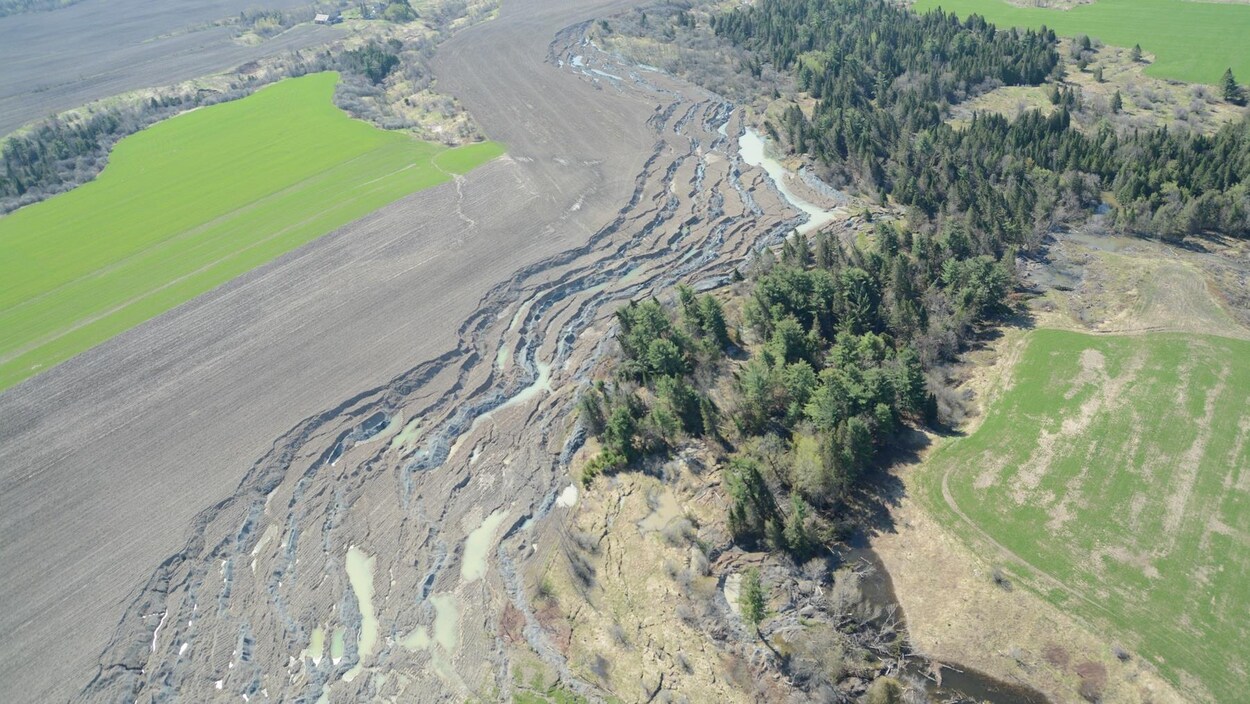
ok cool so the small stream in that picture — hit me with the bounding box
[738,128,842,235]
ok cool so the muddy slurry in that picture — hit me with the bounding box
[75,13,805,704]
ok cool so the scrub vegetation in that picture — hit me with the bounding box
[912,0,1250,85]
[948,37,1248,137]
[576,216,1015,697]
[917,329,1250,702]
[0,72,502,390]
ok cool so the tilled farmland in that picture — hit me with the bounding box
[0,0,337,136]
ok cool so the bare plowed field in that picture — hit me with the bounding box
[0,0,336,136]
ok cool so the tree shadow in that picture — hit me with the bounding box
[844,423,963,541]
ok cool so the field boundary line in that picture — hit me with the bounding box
[0,156,434,368]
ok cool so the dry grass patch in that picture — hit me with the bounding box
[949,38,1248,136]
[534,455,750,704]
[876,458,1185,703]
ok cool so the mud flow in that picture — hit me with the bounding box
[68,8,814,701]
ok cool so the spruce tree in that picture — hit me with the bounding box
[739,567,767,630]
[1223,68,1246,105]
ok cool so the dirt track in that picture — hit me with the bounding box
[0,0,804,700]
[0,0,336,136]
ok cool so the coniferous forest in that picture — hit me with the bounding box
[713,0,1250,242]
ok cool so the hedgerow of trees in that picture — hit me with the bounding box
[340,41,402,84]
[0,0,498,214]
[713,0,1250,240]
[2,91,231,212]
[2,37,417,213]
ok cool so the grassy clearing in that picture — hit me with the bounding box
[949,40,1247,136]
[912,0,1250,85]
[917,328,1250,701]
[0,71,503,390]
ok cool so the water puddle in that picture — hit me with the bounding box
[250,524,279,572]
[390,417,422,452]
[503,359,552,411]
[329,626,345,664]
[397,593,458,655]
[342,546,378,682]
[399,626,430,652]
[738,128,840,235]
[554,484,578,508]
[430,593,459,651]
[637,489,682,533]
[302,626,325,666]
[358,412,403,445]
[449,360,552,461]
[461,509,508,582]
[507,299,534,333]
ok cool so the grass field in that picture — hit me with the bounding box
[917,328,1250,702]
[912,0,1250,85]
[0,72,503,391]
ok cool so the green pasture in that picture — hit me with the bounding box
[0,71,503,390]
[917,328,1250,702]
[913,0,1250,85]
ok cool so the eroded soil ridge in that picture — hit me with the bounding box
[79,23,803,703]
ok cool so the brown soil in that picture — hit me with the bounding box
[0,0,339,136]
[1028,232,1250,340]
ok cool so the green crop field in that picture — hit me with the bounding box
[0,72,503,391]
[917,329,1250,702]
[912,0,1250,85]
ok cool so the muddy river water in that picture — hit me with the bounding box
[738,128,843,235]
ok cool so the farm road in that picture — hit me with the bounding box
[0,0,806,700]
[0,0,337,137]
